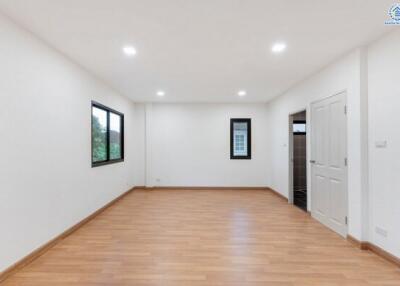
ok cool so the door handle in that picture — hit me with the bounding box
[310,160,316,164]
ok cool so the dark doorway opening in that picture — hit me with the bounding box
[292,111,307,211]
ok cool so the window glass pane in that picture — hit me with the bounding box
[233,122,248,156]
[92,107,107,162]
[109,112,122,160]
[293,123,306,133]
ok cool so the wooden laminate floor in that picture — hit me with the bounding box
[2,188,400,286]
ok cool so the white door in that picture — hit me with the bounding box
[311,91,347,237]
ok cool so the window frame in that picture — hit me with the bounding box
[230,118,251,160]
[91,101,124,167]
[293,120,306,135]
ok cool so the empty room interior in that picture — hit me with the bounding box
[1,1,400,285]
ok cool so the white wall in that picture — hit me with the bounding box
[132,104,146,186]
[143,103,270,187]
[0,14,137,272]
[368,30,400,258]
[265,49,366,240]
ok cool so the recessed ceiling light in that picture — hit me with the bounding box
[238,90,247,97]
[271,42,287,53]
[157,90,165,97]
[123,45,137,57]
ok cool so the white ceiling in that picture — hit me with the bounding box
[0,0,394,102]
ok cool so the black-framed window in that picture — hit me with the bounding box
[293,120,306,135]
[91,101,124,167]
[230,118,251,160]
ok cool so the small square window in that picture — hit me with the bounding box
[230,118,251,159]
[293,121,306,134]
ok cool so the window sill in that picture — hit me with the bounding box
[92,159,124,168]
[230,156,252,160]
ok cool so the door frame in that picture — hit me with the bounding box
[309,90,348,237]
[288,108,307,206]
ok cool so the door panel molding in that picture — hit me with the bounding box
[310,91,348,237]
